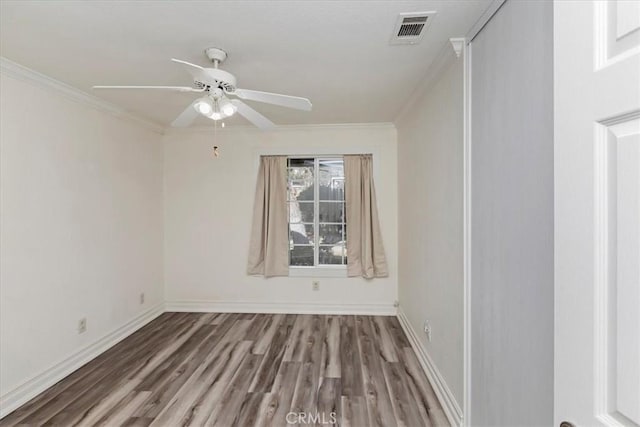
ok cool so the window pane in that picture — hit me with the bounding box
[319,244,345,265]
[289,223,314,245]
[319,160,345,201]
[319,224,343,245]
[288,178,313,201]
[287,157,347,268]
[319,202,344,223]
[288,168,313,201]
[289,158,314,168]
[289,201,314,223]
[319,179,344,201]
[290,245,314,266]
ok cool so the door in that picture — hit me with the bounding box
[555,1,640,426]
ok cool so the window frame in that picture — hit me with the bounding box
[287,155,347,275]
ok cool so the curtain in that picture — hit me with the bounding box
[247,156,289,277]
[344,154,388,279]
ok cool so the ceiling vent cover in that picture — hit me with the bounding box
[390,12,436,45]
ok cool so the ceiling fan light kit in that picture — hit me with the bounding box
[219,98,237,117]
[92,47,312,130]
[194,97,213,115]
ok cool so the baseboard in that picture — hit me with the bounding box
[0,300,394,418]
[397,307,463,427]
[0,303,164,419]
[165,300,397,315]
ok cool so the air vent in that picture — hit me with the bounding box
[390,12,436,45]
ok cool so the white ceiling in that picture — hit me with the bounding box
[0,1,489,127]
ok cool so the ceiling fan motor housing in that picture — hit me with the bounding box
[193,68,237,93]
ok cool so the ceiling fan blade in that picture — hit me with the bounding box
[171,58,206,77]
[171,58,204,69]
[93,85,204,93]
[171,100,200,127]
[231,100,276,130]
[232,88,312,111]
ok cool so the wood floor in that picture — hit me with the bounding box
[0,313,448,427]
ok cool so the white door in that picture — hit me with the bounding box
[555,1,640,426]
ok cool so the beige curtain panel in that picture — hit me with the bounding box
[247,156,289,277]
[345,154,388,279]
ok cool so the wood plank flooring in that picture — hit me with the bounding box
[0,313,449,426]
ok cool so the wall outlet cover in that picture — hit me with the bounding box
[423,320,432,341]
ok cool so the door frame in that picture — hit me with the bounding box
[461,2,506,426]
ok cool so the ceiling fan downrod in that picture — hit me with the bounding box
[205,47,227,69]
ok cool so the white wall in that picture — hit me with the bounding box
[395,52,465,408]
[163,125,397,311]
[469,0,554,425]
[0,72,164,397]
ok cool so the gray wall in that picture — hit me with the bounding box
[470,0,554,425]
[396,54,465,406]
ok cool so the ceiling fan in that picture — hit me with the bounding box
[93,47,312,130]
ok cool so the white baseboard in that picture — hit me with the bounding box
[165,300,397,316]
[397,307,463,427]
[0,300,395,419]
[0,303,164,419]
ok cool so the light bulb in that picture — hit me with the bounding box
[222,104,236,117]
[206,99,223,120]
[194,98,213,116]
[219,98,237,117]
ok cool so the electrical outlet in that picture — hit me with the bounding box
[140,292,145,305]
[78,318,87,334]
[423,320,431,342]
[312,280,320,291]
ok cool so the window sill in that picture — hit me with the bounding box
[289,267,348,278]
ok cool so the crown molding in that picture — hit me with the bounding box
[393,0,505,124]
[0,57,164,134]
[162,122,396,136]
[466,0,506,42]
[450,38,465,58]
[0,57,396,136]
[393,39,461,123]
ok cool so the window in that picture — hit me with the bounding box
[287,157,346,268]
